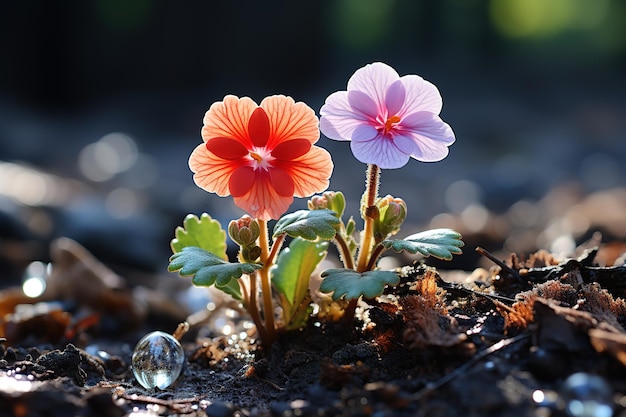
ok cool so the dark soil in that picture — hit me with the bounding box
[2,238,626,417]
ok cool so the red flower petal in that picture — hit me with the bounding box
[229,165,256,197]
[269,167,295,197]
[248,107,270,147]
[271,139,311,161]
[206,137,249,160]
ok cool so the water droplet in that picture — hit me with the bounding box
[131,331,184,390]
[562,373,613,417]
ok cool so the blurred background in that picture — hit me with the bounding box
[1,0,626,280]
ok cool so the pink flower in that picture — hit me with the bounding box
[319,62,455,169]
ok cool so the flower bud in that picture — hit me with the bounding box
[373,195,407,241]
[308,191,346,218]
[307,195,328,210]
[228,215,260,247]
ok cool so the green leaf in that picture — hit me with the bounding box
[272,238,328,330]
[273,209,340,240]
[382,228,464,261]
[320,268,400,301]
[170,213,227,260]
[168,247,260,300]
[273,238,328,305]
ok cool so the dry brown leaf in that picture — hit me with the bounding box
[589,328,626,367]
[495,294,536,332]
[399,270,466,348]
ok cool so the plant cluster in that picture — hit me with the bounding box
[168,62,464,347]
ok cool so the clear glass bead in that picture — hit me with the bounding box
[132,331,185,390]
[562,373,613,417]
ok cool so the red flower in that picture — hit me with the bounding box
[189,95,333,220]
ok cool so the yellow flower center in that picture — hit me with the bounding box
[384,115,401,135]
[249,152,263,163]
[248,147,274,171]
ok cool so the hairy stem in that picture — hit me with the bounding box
[258,219,276,344]
[267,233,287,266]
[334,233,355,270]
[365,244,386,271]
[356,164,380,272]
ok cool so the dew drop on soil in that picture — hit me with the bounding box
[131,331,184,390]
[562,373,613,417]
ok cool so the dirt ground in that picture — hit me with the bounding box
[1,228,626,417]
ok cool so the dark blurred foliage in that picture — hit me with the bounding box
[1,0,626,273]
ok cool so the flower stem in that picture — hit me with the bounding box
[365,243,386,271]
[356,164,380,272]
[247,271,267,344]
[334,234,355,270]
[257,219,276,344]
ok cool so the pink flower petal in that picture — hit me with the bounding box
[396,112,455,162]
[398,75,443,116]
[320,91,369,141]
[347,90,379,119]
[350,135,410,169]
[408,133,451,162]
[347,62,399,109]
[350,124,379,143]
[392,134,421,156]
[401,112,456,146]
[385,79,406,116]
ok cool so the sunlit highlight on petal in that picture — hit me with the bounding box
[189,144,237,196]
[202,95,257,147]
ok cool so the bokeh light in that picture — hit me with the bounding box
[78,132,138,182]
[489,0,611,39]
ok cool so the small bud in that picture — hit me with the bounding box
[242,245,262,262]
[309,191,346,218]
[228,215,260,247]
[308,195,328,210]
[373,195,407,241]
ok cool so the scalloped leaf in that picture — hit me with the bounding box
[273,209,340,240]
[382,228,464,261]
[168,246,260,300]
[170,213,227,260]
[320,268,400,301]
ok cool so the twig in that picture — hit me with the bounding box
[118,392,206,414]
[251,374,285,391]
[410,333,530,401]
[475,246,524,284]
[438,280,517,304]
